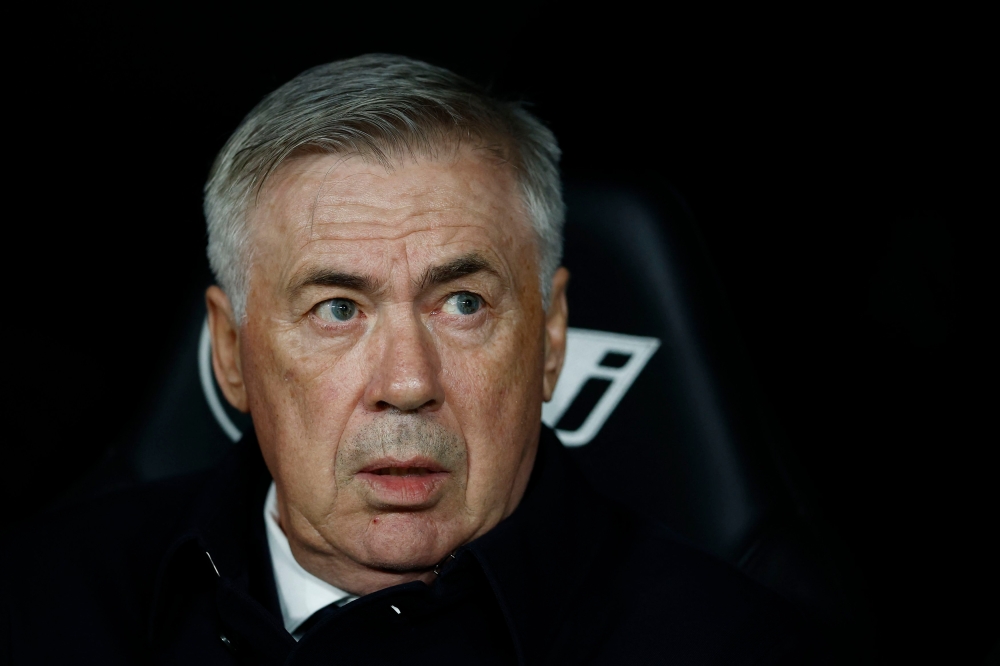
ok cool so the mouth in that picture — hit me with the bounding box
[360,457,447,476]
[356,458,450,506]
[370,467,435,477]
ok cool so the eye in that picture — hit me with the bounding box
[441,292,483,316]
[316,298,358,322]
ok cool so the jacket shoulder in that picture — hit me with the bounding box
[3,472,209,572]
[1,473,211,660]
[581,506,827,663]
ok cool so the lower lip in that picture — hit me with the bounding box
[355,472,450,506]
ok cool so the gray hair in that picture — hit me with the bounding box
[204,54,564,321]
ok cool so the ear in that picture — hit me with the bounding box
[542,267,570,402]
[205,285,249,413]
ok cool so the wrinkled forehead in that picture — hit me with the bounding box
[248,148,536,276]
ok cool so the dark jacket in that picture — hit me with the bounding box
[2,427,828,664]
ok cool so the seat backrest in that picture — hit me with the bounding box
[557,178,783,555]
[123,176,856,649]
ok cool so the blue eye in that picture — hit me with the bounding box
[442,292,482,315]
[319,298,357,322]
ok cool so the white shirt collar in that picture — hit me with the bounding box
[264,482,356,637]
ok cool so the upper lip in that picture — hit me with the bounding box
[358,457,448,475]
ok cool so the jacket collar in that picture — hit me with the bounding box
[151,426,614,663]
[468,426,618,663]
[148,430,280,644]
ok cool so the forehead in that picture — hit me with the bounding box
[250,149,531,274]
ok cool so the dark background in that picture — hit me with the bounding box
[7,3,995,663]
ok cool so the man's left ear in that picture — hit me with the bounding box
[542,267,570,402]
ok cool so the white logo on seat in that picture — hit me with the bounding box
[542,328,660,447]
[201,320,658,448]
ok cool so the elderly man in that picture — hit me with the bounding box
[2,55,824,664]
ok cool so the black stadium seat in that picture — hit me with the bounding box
[119,175,862,657]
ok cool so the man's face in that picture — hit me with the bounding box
[207,147,568,591]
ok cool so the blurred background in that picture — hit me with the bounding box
[6,2,995,662]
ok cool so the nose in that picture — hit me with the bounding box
[363,307,444,413]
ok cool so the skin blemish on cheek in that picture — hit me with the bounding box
[372,517,379,524]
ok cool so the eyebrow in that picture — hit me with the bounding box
[417,253,501,290]
[289,252,501,300]
[290,269,385,298]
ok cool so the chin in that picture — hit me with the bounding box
[357,513,458,572]
[361,546,445,574]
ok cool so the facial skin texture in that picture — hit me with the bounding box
[206,146,569,596]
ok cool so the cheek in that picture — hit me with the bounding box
[441,316,545,482]
[241,326,369,474]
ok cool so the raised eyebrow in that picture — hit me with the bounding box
[290,268,385,298]
[417,253,502,290]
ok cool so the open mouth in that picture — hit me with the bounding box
[359,458,448,477]
[357,459,450,506]
[370,467,435,477]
